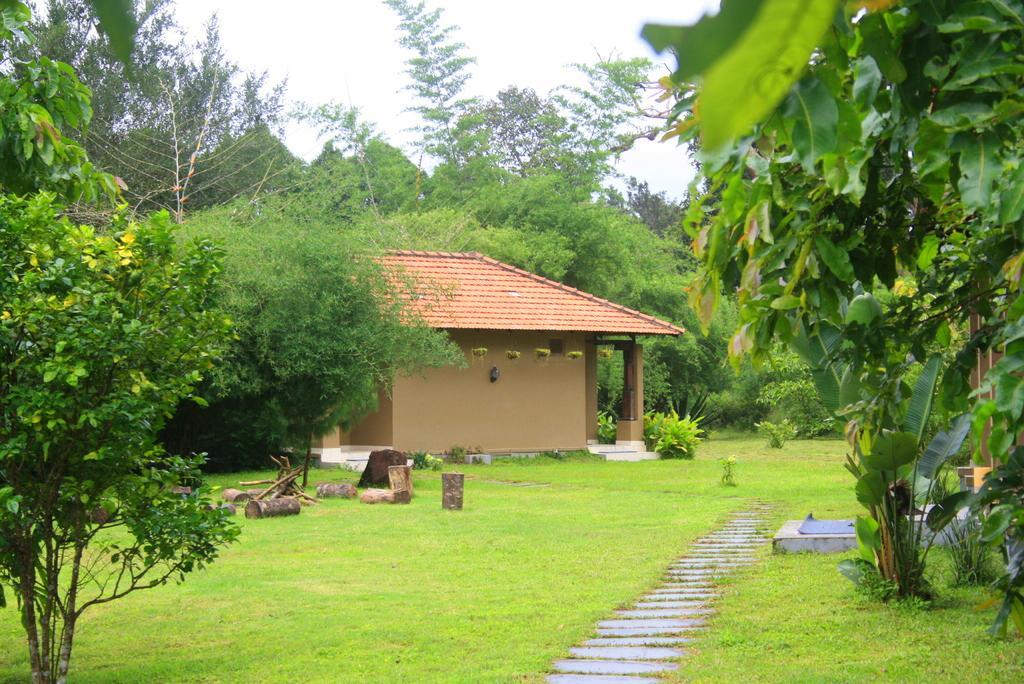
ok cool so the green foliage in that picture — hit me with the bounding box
[945,517,998,587]
[411,452,443,471]
[720,455,737,487]
[643,0,836,150]
[597,411,617,445]
[756,419,797,449]
[653,413,704,460]
[24,1,294,219]
[660,0,1024,631]
[164,210,461,470]
[0,1,117,200]
[0,193,236,682]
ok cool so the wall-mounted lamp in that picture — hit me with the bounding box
[489,366,500,383]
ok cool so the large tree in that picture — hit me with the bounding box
[26,0,297,221]
[648,0,1024,631]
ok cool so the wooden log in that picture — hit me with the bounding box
[388,465,413,502]
[442,472,464,510]
[244,497,301,519]
[222,488,251,503]
[359,488,395,504]
[238,479,274,486]
[316,483,357,499]
[357,449,408,488]
[170,485,192,496]
[206,503,237,515]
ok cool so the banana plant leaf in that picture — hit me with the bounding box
[791,321,848,413]
[917,414,971,479]
[926,489,975,531]
[862,430,917,471]
[905,355,942,443]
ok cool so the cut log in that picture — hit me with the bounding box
[222,488,251,503]
[206,503,237,515]
[316,483,357,499]
[170,485,192,496]
[388,465,413,502]
[238,479,274,486]
[360,488,395,504]
[245,497,301,519]
[357,449,408,488]
[442,472,464,510]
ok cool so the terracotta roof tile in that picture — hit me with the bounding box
[382,250,684,336]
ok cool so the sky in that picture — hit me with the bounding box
[172,0,720,200]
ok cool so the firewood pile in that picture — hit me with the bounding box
[245,455,318,505]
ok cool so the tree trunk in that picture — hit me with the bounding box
[442,473,464,510]
[388,465,413,504]
[302,443,312,490]
[244,497,301,519]
[221,488,250,503]
[315,483,357,499]
[359,488,395,504]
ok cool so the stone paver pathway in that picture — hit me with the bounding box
[546,504,772,684]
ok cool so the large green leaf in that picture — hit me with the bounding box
[814,235,854,282]
[845,293,882,325]
[88,0,137,64]
[904,355,942,442]
[926,489,975,531]
[918,414,971,479]
[855,514,881,562]
[641,2,765,82]
[957,132,1001,210]
[791,321,845,413]
[646,0,838,150]
[855,470,886,507]
[785,78,839,172]
[1000,163,1024,224]
[862,430,917,471]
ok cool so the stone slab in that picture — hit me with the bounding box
[552,659,679,675]
[617,608,712,618]
[547,675,659,684]
[568,646,685,660]
[598,618,706,629]
[641,593,718,602]
[634,600,709,608]
[585,637,692,647]
[595,626,703,637]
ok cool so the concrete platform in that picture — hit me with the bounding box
[588,443,659,462]
[773,519,856,553]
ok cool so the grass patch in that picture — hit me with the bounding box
[1,437,1020,682]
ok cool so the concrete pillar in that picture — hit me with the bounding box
[616,343,644,444]
[585,341,598,442]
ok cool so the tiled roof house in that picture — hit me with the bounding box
[313,251,684,463]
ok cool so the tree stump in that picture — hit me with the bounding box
[359,488,395,504]
[388,465,413,504]
[244,497,301,519]
[222,488,251,503]
[316,483,357,499]
[357,449,408,488]
[442,473,464,510]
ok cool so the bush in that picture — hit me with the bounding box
[945,517,997,586]
[756,419,797,448]
[597,411,617,444]
[412,451,444,471]
[654,413,704,459]
[705,389,769,430]
[758,377,835,437]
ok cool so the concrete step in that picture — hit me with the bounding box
[552,659,679,675]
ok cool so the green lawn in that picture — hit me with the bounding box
[1,436,1021,682]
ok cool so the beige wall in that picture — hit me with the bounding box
[374,330,591,453]
[349,388,393,445]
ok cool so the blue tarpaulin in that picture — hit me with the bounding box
[798,514,854,535]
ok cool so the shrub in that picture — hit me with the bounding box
[756,419,797,448]
[720,456,737,486]
[597,411,617,444]
[412,451,444,471]
[643,410,670,450]
[945,517,997,587]
[654,414,704,459]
